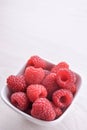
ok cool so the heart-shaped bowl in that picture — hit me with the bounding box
[1,63,82,127]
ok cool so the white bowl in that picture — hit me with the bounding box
[1,65,81,127]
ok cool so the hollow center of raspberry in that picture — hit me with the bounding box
[61,75,68,82]
[60,96,66,103]
[30,62,34,66]
[39,93,45,98]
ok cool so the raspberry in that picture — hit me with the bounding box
[64,83,77,94]
[71,71,77,83]
[56,68,75,88]
[27,55,55,70]
[52,89,73,108]
[11,92,29,111]
[31,98,56,121]
[51,61,69,73]
[42,73,59,99]
[27,84,47,102]
[7,75,27,92]
[51,102,62,118]
[24,66,45,84]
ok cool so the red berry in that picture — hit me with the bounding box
[42,73,59,99]
[27,55,55,70]
[24,66,45,85]
[56,68,75,88]
[27,84,47,102]
[7,75,27,92]
[64,83,77,94]
[11,92,29,111]
[71,71,77,83]
[51,61,69,73]
[31,98,56,121]
[52,89,73,108]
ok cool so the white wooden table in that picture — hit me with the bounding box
[0,0,87,130]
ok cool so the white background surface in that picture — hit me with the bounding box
[0,0,87,130]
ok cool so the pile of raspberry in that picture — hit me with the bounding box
[7,55,77,121]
